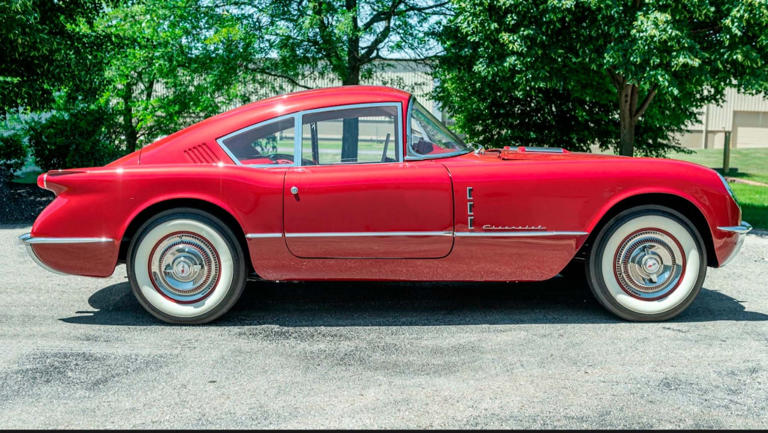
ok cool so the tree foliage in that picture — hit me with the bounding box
[259,0,451,86]
[75,0,273,152]
[0,0,106,114]
[81,0,452,154]
[3,0,452,171]
[434,0,768,156]
[168,0,451,159]
[0,126,26,180]
[25,92,122,170]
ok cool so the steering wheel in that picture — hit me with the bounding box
[414,138,435,154]
[266,153,316,166]
[267,153,294,163]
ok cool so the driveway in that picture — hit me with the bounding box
[1,225,767,428]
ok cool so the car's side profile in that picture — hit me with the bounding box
[19,86,751,323]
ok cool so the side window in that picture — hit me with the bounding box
[219,117,296,165]
[407,99,468,158]
[301,105,399,165]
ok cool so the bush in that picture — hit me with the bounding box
[0,130,27,180]
[26,101,122,171]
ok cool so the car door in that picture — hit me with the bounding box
[283,103,454,259]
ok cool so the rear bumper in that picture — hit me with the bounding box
[18,233,117,277]
[716,221,752,267]
[18,233,65,275]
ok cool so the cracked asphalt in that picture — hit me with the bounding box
[1,224,767,428]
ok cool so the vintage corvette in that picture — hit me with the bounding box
[19,86,751,323]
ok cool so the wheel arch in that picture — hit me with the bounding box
[117,198,254,274]
[580,193,717,267]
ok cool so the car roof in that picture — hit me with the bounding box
[217,85,411,119]
[129,86,412,166]
[180,85,410,141]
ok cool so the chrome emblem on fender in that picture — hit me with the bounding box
[482,224,547,231]
[467,186,474,230]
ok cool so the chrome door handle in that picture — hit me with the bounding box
[290,186,299,195]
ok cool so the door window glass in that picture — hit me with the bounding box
[301,105,399,165]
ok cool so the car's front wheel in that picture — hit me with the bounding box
[586,205,707,321]
[127,208,246,324]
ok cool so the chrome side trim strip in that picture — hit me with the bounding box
[285,231,453,238]
[245,233,283,239]
[455,231,588,237]
[21,236,114,244]
[251,231,588,238]
[717,221,752,234]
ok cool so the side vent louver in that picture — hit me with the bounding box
[184,143,219,164]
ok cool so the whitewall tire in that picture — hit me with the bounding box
[127,208,246,324]
[586,206,707,321]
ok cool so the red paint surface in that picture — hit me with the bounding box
[284,162,454,258]
[29,86,743,280]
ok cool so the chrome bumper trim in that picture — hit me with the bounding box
[21,236,114,244]
[17,233,66,275]
[717,221,752,267]
[246,233,283,239]
[717,221,753,234]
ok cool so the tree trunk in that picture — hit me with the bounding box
[340,0,360,162]
[122,86,138,153]
[618,83,638,156]
[341,61,360,161]
[620,117,635,157]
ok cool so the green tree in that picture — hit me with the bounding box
[434,0,768,156]
[25,92,122,170]
[222,0,451,159]
[78,0,266,152]
[0,126,26,180]
[261,0,450,86]
[82,0,451,155]
[0,0,106,114]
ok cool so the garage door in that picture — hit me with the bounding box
[733,111,768,148]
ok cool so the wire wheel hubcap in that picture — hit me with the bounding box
[149,231,221,303]
[614,228,686,300]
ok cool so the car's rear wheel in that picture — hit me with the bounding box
[127,208,246,324]
[586,205,707,321]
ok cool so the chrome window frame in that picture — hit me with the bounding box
[215,102,404,168]
[216,113,302,168]
[297,102,404,166]
[405,96,469,161]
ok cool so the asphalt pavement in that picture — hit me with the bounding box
[1,224,767,428]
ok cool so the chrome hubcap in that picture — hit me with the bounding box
[614,229,685,300]
[149,232,220,303]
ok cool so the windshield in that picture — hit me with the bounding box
[407,99,468,158]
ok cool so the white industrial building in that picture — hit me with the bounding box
[677,88,768,149]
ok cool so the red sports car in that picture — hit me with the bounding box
[19,86,751,323]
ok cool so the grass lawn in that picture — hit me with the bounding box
[668,148,768,230]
